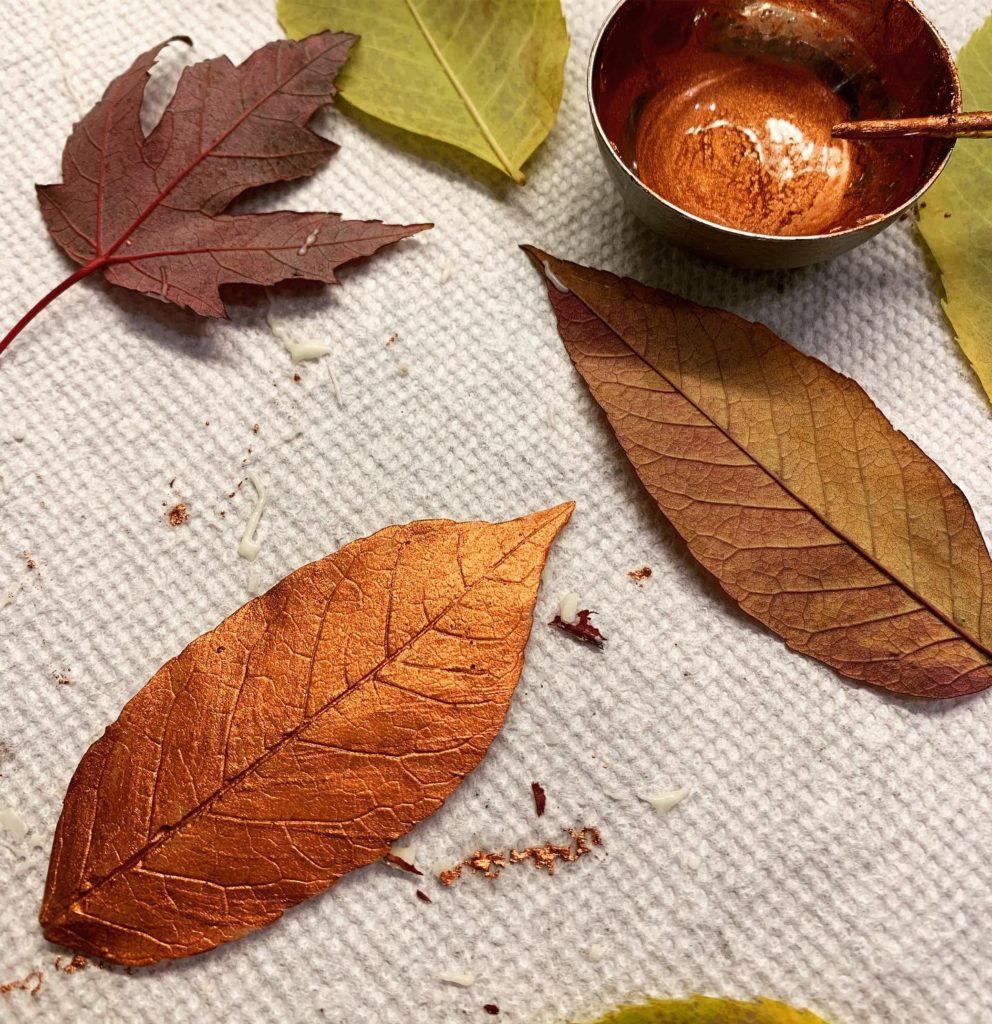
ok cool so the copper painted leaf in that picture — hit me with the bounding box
[2,34,429,357]
[526,247,992,699]
[587,995,834,1024]
[41,504,573,965]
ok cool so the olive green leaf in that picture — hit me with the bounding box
[917,14,992,407]
[586,996,836,1024]
[277,0,569,183]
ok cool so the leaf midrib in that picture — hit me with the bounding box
[94,36,349,266]
[401,0,523,183]
[49,511,561,926]
[554,258,992,665]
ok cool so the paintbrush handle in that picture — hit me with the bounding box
[833,111,992,139]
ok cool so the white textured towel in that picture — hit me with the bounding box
[1,1,990,1022]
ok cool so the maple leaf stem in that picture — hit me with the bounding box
[0,260,104,360]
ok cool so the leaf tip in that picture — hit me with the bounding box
[544,500,576,529]
[512,500,574,541]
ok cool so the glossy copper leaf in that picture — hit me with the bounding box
[35,33,430,319]
[41,504,573,965]
[526,246,992,699]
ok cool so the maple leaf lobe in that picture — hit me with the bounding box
[36,32,428,319]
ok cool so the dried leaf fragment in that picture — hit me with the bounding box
[550,609,606,649]
[41,504,573,965]
[526,247,992,699]
[384,853,423,876]
[531,781,547,817]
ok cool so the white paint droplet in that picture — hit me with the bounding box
[238,472,267,562]
[247,570,264,594]
[265,290,331,364]
[638,785,693,814]
[0,807,28,843]
[12,429,26,442]
[587,943,606,962]
[297,226,321,256]
[437,970,475,987]
[543,260,569,293]
[558,591,581,625]
[285,340,333,364]
[683,851,702,871]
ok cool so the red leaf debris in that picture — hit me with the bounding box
[416,889,432,904]
[628,565,652,586]
[483,1005,500,1015]
[384,852,423,876]
[439,827,603,886]
[550,609,606,648]
[531,781,546,817]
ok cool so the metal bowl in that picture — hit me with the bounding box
[587,0,961,269]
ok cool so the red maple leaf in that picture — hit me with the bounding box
[1,33,429,358]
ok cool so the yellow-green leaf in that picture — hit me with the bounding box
[586,996,836,1024]
[917,14,992,406]
[277,0,569,183]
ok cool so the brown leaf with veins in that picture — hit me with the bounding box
[526,246,992,699]
[1,33,429,357]
[41,504,573,965]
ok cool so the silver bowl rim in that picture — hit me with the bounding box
[585,0,964,247]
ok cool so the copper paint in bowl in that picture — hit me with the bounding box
[589,0,961,267]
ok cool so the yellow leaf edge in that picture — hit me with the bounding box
[580,995,837,1024]
[277,0,570,184]
[916,13,992,409]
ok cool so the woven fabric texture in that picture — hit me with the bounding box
[1,1,990,1021]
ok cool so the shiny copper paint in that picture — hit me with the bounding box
[592,0,959,239]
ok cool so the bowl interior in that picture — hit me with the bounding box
[591,0,961,237]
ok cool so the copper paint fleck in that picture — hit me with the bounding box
[0,969,43,997]
[439,827,603,886]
